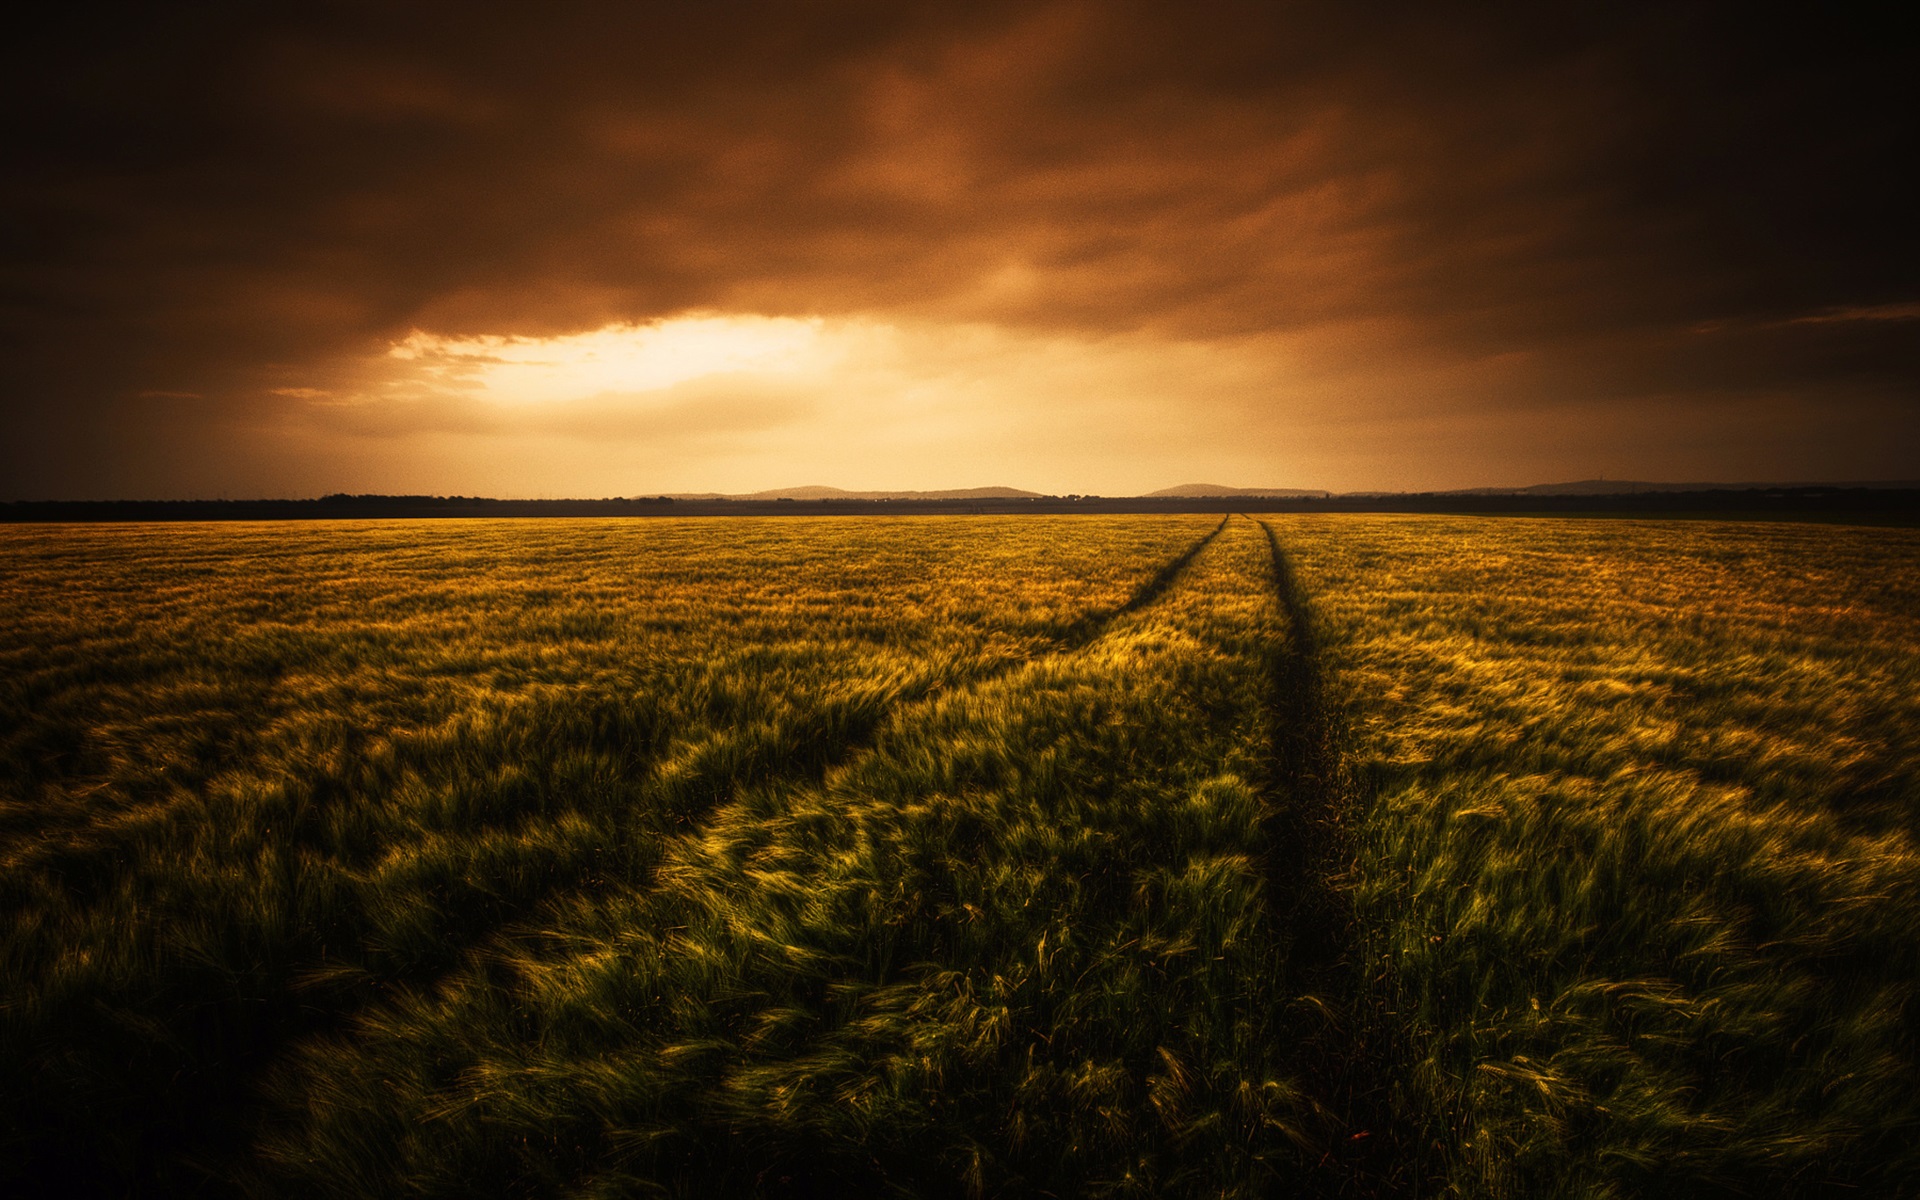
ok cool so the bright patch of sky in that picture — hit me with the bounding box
[386,315,832,402]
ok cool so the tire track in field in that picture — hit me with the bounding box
[111,518,1237,1197]
[1055,513,1230,648]
[1255,517,1341,864]
[1254,518,1415,1199]
[232,517,1238,1172]
[20,523,1250,1200]
[637,510,1221,806]
[303,515,1235,1055]
[562,513,1236,937]
[405,514,1242,1193]
[639,514,1230,830]
[305,517,1235,996]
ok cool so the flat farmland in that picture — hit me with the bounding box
[3,514,1917,1197]
[1275,516,1920,1198]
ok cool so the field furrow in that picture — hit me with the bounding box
[1251,518,1417,1195]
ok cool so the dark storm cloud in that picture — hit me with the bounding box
[2,1,1914,497]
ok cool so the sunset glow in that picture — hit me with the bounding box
[3,3,1912,498]
[385,316,831,404]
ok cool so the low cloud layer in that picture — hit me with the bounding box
[3,1,1914,497]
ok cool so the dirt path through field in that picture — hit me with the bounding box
[639,514,1231,844]
[263,516,1242,1039]
[1256,517,1422,1198]
[253,513,1328,1196]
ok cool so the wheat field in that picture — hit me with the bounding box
[3,514,1916,1197]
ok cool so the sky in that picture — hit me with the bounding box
[3,1,1915,499]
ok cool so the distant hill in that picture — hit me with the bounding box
[660,485,1046,501]
[1147,483,1331,498]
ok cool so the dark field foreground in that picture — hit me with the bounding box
[3,515,1918,1197]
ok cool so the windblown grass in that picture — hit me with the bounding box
[250,517,1338,1198]
[3,515,1344,1196]
[7,512,1918,1197]
[1273,515,1920,1198]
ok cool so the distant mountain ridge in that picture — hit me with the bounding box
[662,485,1045,501]
[1147,483,1332,498]
[11,483,1917,522]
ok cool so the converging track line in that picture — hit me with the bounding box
[1254,517,1418,1199]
